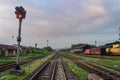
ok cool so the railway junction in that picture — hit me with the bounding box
[0,53,120,80]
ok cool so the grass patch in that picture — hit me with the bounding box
[65,53,120,70]
[63,58,88,80]
[0,54,54,80]
[0,52,52,65]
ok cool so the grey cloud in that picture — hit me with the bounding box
[0,0,120,48]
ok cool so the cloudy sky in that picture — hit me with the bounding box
[0,0,120,48]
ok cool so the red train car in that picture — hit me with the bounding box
[90,48,101,55]
[84,48,106,55]
[90,48,106,55]
[84,49,91,55]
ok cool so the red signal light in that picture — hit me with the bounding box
[18,14,23,19]
[15,11,23,19]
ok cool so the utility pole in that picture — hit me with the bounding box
[119,27,120,42]
[47,40,49,47]
[35,43,37,53]
[95,40,97,47]
[118,27,120,46]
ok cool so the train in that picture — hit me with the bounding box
[106,48,120,55]
[84,47,120,55]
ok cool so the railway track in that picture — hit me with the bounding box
[54,56,78,80]
[61,54,120,80]
[24,54,78,80]
[54,57,66,80]
[0,55,47,73]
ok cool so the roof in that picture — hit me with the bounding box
[105,41,119,46]
[0,44,16,50]
[104,41,120,48]
[76,44,91,49]
[12,44,26,49]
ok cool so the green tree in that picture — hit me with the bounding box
[43,46,53,52]
[71,43,85,49]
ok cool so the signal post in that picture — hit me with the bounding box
[10,6,26,75]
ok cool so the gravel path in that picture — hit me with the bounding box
[54,58,66,80]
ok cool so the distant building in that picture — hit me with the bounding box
[0,44,26,57]
[0,44,16,56]
[76,44,91,51]
[104,41,120,48]
[70,44,91,54]
[12,44,27,56]
[0,46,3,55]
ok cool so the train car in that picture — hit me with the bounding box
[106,48,111,55]
[84,49,91,55]
[112,44,119,48]
[70,49,82,54]
[106,48,120,55]
[90,48,106,55]
[90,48,101,55]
